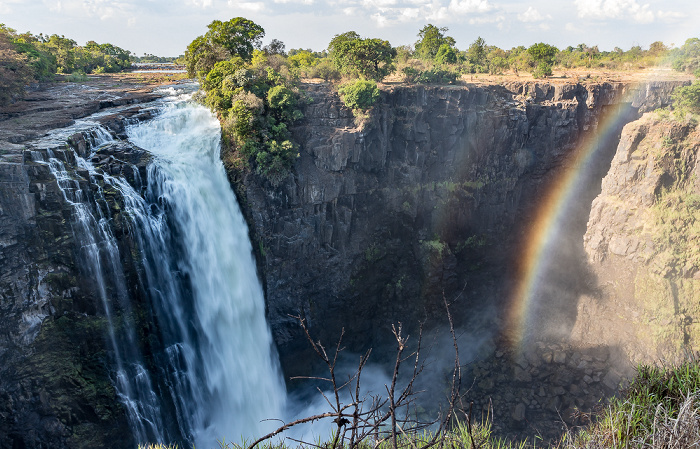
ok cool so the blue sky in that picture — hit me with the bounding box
[0,0,697,57]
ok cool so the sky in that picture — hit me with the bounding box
[0,0,698,57]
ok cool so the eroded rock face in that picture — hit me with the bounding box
[231,80,686,381]
[0,84,163,449]
[577,113,700,364]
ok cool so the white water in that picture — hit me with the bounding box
[32,92,286,447]
[126,94,286,447]
[31,136,168,443]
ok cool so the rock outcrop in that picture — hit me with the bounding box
[0,82,165,449]
[576,112,700,363]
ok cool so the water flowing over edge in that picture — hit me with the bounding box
[30,88,286,448]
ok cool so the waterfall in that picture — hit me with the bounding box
[32,91,286,448]
[126,93,286,447]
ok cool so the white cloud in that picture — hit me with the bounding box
[447,0,493,15]
[274,0,314,5]
[656,10,684,21]
[0,0,25,14]
[573,0,655,23]
[518,6,550,23]
[188,0,213,7]
[360,0,496,26]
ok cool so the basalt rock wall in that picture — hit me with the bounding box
[0,85,162,449]
[576,111,700,364]
[232,80,687,379]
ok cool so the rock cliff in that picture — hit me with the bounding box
[231,79,688,440]
[0,83,164,449]
[232,80,685,371]
[575,111,700,363]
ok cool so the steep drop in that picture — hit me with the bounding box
[125,93,286,447]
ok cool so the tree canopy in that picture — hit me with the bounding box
[328,32,395,81]
[414,24,455,60]
[184,17,265,78]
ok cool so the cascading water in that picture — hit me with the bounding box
[125,92,286,447]
[32,90,286,448]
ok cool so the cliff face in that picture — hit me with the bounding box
[233,80,686,375]
[0,85,161,449]
[575,112,700,363]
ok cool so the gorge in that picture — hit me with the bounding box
[0,76,697,448]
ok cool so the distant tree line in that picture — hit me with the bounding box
[0,23,134,105]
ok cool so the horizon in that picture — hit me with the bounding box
[1,0,698,58]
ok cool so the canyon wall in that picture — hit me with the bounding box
[231,79,691,440]
[232,80,684,371]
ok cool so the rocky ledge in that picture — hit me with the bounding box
[0,80,166,449]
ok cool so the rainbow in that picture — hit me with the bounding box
[504,83,646,353]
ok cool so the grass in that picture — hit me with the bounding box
[560,358,700,449]
[138,357,700,449]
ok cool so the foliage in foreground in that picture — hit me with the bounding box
[139,357,700,449]
[561,358,700,449]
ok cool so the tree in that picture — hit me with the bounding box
[262,38,286,56]
[414,24,455,60]
[671,38,700,75]
[184,17,264,78]
[435,44,457,65]
[0,31,33,105]
[527,42,558,78]
[467,37,487,72]
[329,32,396,81]
[672,80,700,115]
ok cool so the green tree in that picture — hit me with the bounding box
[671,38,700,75]
[672,81,700,115]
[527,42,558,78]
[184,17,264,78]
[414,24,455,60]
[0,31,33,105]
[329,32,395,81]
[435,44,457,65]
[467,37,487,72]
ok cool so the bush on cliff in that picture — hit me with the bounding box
[672,80,700,115]
[196,45,303,185]
[337,79,379,111]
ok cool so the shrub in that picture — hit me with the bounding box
[532,61,553,79]
[672,80,700,115]
[0,33,33,105]
[415,68,458,84]
[338,79,380,111]
[308,58,341,81]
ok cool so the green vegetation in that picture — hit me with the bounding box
[528,43,558,79]
[414,24,456,61]
[337,79,379,111]
[184,17,265,79]
[562,360,700,448]
[0,31,33,106]
[328,32,395,81]
[671,38,700,77]
[672,80,700,115]
[187,18,303,184]
[0,23,133,105]
[139,358,700,449]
